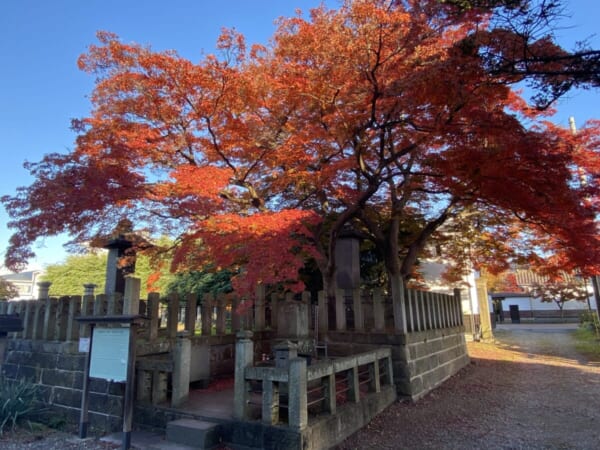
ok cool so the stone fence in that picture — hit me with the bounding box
[0,278,467,433]
[0,281,462,342]
[316,286,463,335]
[230,331,397,449]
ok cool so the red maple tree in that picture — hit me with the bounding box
[2,1,599,298]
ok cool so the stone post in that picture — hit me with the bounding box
[323,372,336,414]
[317,291,328,334]
[66,296,81,341]
[372,288,385,331]
[146,293,160,342]
[83,284,97,297]
[347,365,360,403]
[475,279,493,340]
[276,299,309,341]
[37,281,51,300]
[274,341,298,369]
[31,301,44,340]
[216,295,226,334]
[335,289,346,331]
[201,294,213,335]
[107,293,117,316]
[80,291,95,338]
[369,360,381,393]
[234,330,254,420]
[454,288,464,327]
[103,236,134,296]
[391,275,407,333]
[55,297,70,341]
[255,285,266,331]
[288,358,308,430]
[262,379,280,425]
[93,294,107,316]
[167,293,179,339]
[185,293,197,335]
[352,288,364,331]
[334,231,361,290]
[171,337,191,407]
[270,293,279,332]
[123,277,141,315]
[42,298,57,340]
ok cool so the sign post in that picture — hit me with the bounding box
[76,315,143,450]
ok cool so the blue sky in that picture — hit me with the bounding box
[1,0,599,272]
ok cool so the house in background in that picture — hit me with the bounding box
[490,269,597,322]
[0,270,44,300]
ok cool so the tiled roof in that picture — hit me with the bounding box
[515,269,580,287]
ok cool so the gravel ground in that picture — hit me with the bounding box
[1,323,598,449]
[336,323,600,450]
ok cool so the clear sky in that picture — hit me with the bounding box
[1,0,599,272]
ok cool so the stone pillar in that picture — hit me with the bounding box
[262,379,280,425]
[42,298,57,340]
[317,291,328,335]
[171,337,191,407]
[274,341,298,369]
[103,236,135,296]
[80,292,95,338]
[83,284,97,297]
[372,288,385,331]
[270,293,279,332]
[66,296,81,341]
[352,288,364,331]
[335,289,346,331]
[185,293,197,335]
[475,278,493,341]
[201,294,212,335]
[37,281,51,300]
[334,232,361,290]
[31,301,44,340]
[234,330,254,420]
[391,274,407,333]
[277,299,308,340]
[93,294,107,316]
[255,285,266,331]
[55,297,69,341]
[123,277,141,315]
[216,295,226,334]
[147,293,160,341]
[288,358,308,430]
[167,293,179,339]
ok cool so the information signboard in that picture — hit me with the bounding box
[89,326,130,382]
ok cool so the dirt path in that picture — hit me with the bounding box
[337,323,600,450]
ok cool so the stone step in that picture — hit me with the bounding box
[147,441,200,450]
[164,418,221,449]
[146,440,198,450]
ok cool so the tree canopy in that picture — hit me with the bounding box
[41,252,173,297]
[2,0,599,296]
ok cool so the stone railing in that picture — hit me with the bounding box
[234,331,393,430]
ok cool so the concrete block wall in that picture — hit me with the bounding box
[402,326,469,400]
[1,339,124,433]
[326,327,469,401]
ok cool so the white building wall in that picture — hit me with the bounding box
[501,295,597,312]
